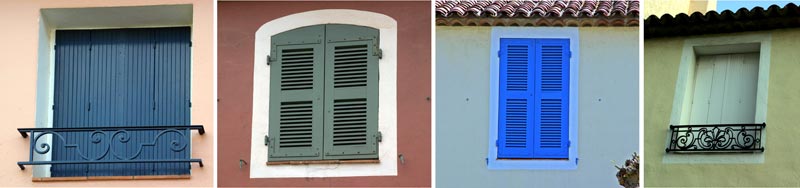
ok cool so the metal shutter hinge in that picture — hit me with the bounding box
[190,41,193,47]
[264,135,270,146]
[567,140,571,147]
[497,50,500,58]
[568,51,572,58]
[51,105,55,110]
[575,158,579,165]
[376,48,383,59]
[267,55,275,66]
[239,159,248,169]
[376,131,383,142]
[495,140,499,147]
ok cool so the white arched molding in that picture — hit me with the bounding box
[250,9,398,178]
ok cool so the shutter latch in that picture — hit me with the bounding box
[376,131,383,142]
[264,135,270,146]
[267,55,275,66]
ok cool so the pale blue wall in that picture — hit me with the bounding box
[436,26,639,187]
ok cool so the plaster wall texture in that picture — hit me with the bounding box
[0,0,214,187]
[644,28,800,187]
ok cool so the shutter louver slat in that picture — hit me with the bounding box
[279,101,314,148]
[333,99,368,146]
[504,98,529,148]
[333,44,369,88]
[280,48,315,91]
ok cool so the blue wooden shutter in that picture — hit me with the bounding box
[52,27,191,177]
[532,39,569,159]
[497,38,535,158]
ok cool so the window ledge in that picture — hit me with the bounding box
[32,175,190,182]
[267,159,380,165]
[488,158,578,170]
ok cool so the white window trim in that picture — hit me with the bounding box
[33,5,194,178]
[250,9,398,178]
[487,27,579,170]
[663,33,771,164]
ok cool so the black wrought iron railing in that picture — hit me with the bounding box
[666,123,765,153]
[17,125,205,170]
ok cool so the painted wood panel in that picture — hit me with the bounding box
[52,27,191,177]
[689,53,758,124]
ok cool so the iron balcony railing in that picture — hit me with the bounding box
[666,123,765,153]
[17,125,205,170]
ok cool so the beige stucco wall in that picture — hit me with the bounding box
[0,0,213,187]
[645,0,716,17]
[644,29,800,187]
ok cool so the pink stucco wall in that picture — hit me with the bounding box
[0,0,214,187]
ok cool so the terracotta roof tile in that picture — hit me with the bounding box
[645,3,800,38]
[435,0,639,18]
[435,0,638,27]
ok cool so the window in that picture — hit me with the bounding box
[664,35,770,162]
[487,27,578,170]
[267,24,381,162]
[497,38,570,159]
[18,27,201,177]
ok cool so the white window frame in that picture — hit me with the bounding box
[487,27,579,170]
[250,9,398,178]
[664,33,771,164]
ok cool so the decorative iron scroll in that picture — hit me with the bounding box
[666,123,765,153]
[16,125,204,170]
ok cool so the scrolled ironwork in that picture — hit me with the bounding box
[666,123,765,153]
[16,125,204,170]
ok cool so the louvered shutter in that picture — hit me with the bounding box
[497,38,535,158]
[532,39,569,158]
[322,24,380,159]
[268,25,326,161]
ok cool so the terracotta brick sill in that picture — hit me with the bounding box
[267,159,380,165]
[32,175,190,182]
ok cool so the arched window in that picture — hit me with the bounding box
[267,24,381,162]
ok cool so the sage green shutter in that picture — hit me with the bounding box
[268,25,325,161]
[322,24,380,159]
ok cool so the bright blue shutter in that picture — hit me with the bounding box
[497,38,535,158]
[533,39,569,159]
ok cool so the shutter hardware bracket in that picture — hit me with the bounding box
[264,135,270,146]
[376,48,383,59]
[376,131,382,142]
[267,55,275,66]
